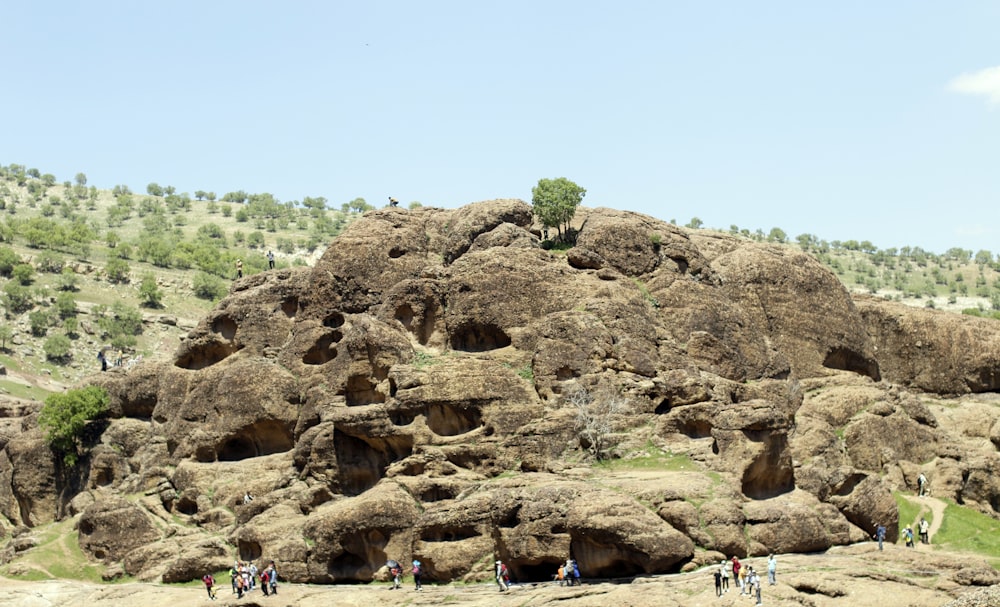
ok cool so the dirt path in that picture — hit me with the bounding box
[902,494,947,541]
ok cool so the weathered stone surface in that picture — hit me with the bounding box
[78,496,161,562]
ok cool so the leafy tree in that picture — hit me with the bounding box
[146,183,164,196]
[41,173,57,187]
[94,302,143,348]
[247,231,266,248]
[348,197,372,213]
[106,230,121,248]
[0,324,12,350]
[105,258,131,283]
[63,316,79,337]
[58,267,79,291]
[206,191,216,202]
[74,172,87,187]
[35,250,64,273]
[685,217,703,229]
[0,246,20,276]
[196,223,226,241]
[767,227,788,243]
[28,308,53,336]
[531,178,586,239]
[193,271,228,300]
[43,334,72,362]
[138,273,163,308]
[12,263,34,285]
[38,385,110,466]
[54,291,76,318]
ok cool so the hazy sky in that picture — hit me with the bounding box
[2,1,998,254]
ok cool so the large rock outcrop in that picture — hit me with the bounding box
[3,200,1000,585]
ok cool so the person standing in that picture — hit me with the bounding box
[767,554,777,585]
[720,560,730,592]
[732,556,742,594]
[713,566,722,597]
[267,561,278,595]
[918,473,928,497]
[495,560,509,591]
[235,258,243,279]
[875,523,887,550]
[412,560,423,591]
[202,573,216,600]
[919,518,930,544]
[267,250,275,269]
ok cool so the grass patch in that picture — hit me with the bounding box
[595,446,698,472]
[933,499,1000,559]
[0,379,53,400]
[894,492,922,532]
[1,518,112,582]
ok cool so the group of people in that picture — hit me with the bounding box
[387,559,423,591]
[555,558,580,586]
[902,518,931,548]
[202,560,278,600]
[713,555,773,605]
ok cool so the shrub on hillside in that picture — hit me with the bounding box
[105,258,130,283]
[43,333,72,362]
[0,246,19,276]
[193,271,228,301]
[39,385,109,466]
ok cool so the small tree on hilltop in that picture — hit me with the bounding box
[568,383,630,461]
[531,177,586,241]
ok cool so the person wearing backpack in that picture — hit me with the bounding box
[495,560,509,591]
[412,559,423,591]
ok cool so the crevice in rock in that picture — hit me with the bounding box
[654,398,671,415]
[425,403,483,436]
[822,346,881,381]
[334,430,413,496]
[418,485,460,502]
[556,366,579,381]
[388,246,405,258]
[449,322,511,352]
[389,407,417,426]
[344,374,386,407]
[302,330,341,365]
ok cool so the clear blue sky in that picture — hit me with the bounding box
[2,1,998,254]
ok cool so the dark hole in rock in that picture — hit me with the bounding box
[740,432,795,499]
[497,505,520,528]
[122,396,156,419]
[676,419,713,439]
[92,467,113,487]
[389,408,417,426]
[211,315,238,340]
[344,375,386,407]
[444,449,488,471]
[174,339,240,370]
[419,485,459,502]
[389,378,398,398]
[449,323,511,352]
[823,346,881,381]
[79,519,94,536]
[833,472,867,497]
[394,304,414,330]
[334,430,413,496]
[425,403,482,436]
[323,312,345,329]
[551,523,567,534]
[326,529,388,582]
[281,297,299,317]
[421,525,479,542]
[217,420,295,462]
[555,366,578,381]
[388,247,405,258]
[238,540,262,562]
[303,330,341,365]
[654,398,671,415]
[571,538,646,578]
[176,496,199,515]
[669,256,689,274]
[510,559,564,583]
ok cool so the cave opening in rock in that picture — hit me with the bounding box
[334,430,413,496]
[822,346,881,381]
[425,403,483,436]
[174,340,240,370]
[327,529,388,582]
[654,398,671,415]
[238,540,262,562]
[740,432,795,499]
[280,297,299,317]
[675,419,713,439]
[421,525,480,542]
[303,330,341,365]
[323,312,345,329]
[211,315,238,341]
[449,322,511,352]
[510,559,564,583]
[344,374,386,407]
[388,246,405,258]
[217,421,295,462]
[418,485,460,502]
[394,304,414,331]
[175,496,198,515]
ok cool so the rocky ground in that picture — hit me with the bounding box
[3,542,995,607]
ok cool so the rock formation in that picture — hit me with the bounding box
[1,200,999,586]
